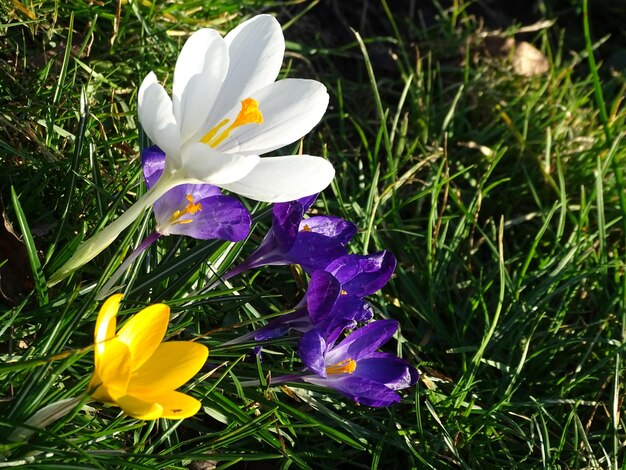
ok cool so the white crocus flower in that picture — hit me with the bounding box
[49,14,334,285]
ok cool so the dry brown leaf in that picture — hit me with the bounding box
[513,41,549,76]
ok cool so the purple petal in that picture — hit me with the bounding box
[297,194,318,212]
[231,202,354,274]
[299,216,356,245]
[355,352,419,390]
[145,145,247,241]
[306,271,341,324]
[303,375,401,407]
[230,235,283,272]
[154,186,250,241]
[228,199,311,274]
[153,184,223,227]
[253,311,311,341]
[170,195,250,241]
[298,329,327,377]
[325,251,396,297]
[310,296,372,344]
[323,317,357,345]
[224,211,312,272]
[271,201,305,252]
[327,319,398,364]
[287,216,356,272]
[289,236,348,272]
[141,146,167,189]
[331,296,373,324]
[153,185,193,226]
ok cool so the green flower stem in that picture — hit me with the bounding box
[95,230,162,300]
[48,174,181,286]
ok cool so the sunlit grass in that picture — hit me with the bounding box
[1,0,625,467]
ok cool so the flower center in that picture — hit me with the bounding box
[169,194,202,226]
[200,98,263,148]
[340,290,348,296]
[325,358,357,375]
[302,224,311,232]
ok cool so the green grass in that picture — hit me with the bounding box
[2,0,626,467]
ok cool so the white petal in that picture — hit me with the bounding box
[173,29,229,143]
[208,15,285,124]
[182,142,260,185]
[219,155,335,202]
[218,79,329,155]
[138,72,181,164]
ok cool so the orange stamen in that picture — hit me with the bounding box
[302,224,311,232]
[169,194,202,225]
[200,98,263,148]
[326,358,357,375]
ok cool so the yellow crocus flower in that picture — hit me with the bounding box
[88,295,208,420]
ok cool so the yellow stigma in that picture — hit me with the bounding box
[326,359,357,375]
[169,194,202,225]
[200,97,263,148]
[340,289,348,296]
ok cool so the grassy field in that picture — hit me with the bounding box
[1,0,625,467]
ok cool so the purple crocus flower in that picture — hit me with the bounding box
[142,146,251,241]
[224,195,356,280]
[96,146,251,299]
[295,319,419,407]
[307,251,396,342]
[225,251,396,346]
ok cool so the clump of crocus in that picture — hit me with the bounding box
[296,320,419,407]
[49,14,335,285]
[88,294,208,419]
[223,194,356,280]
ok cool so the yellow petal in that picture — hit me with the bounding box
[90,382,114,403]
[116,303,170,370]
[91,337,131,401]
[115,394,163,420]
[94,294,123,359]
[139,390,202,420]
[128,342,208,392]
[87,370,113,402]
